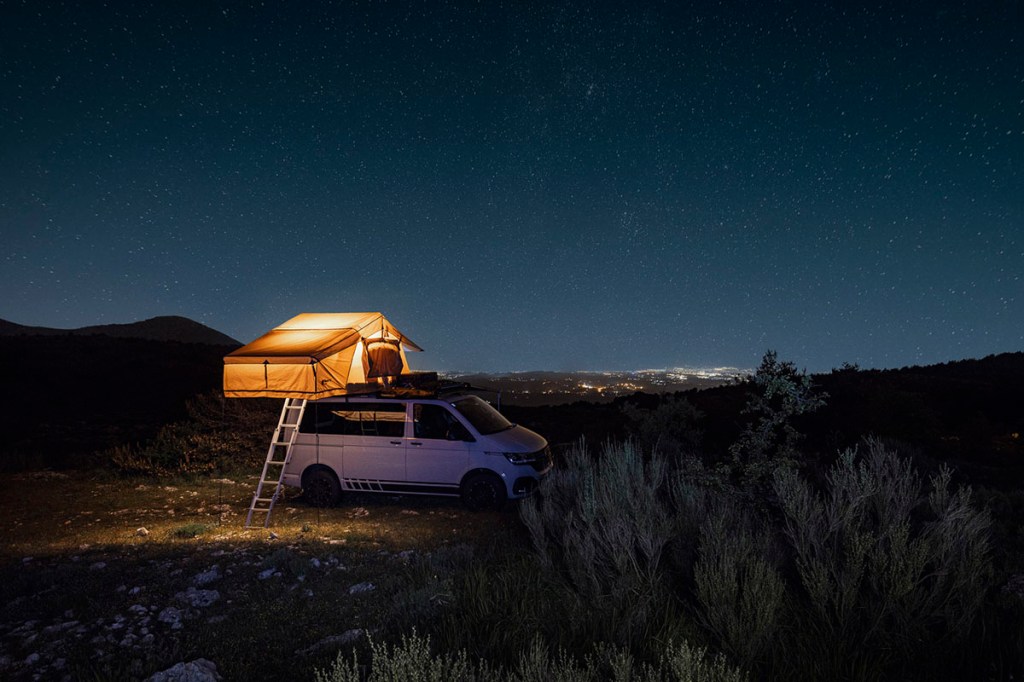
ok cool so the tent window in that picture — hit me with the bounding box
[300,402,406,437]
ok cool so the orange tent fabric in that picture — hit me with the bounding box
[223,313,421,398]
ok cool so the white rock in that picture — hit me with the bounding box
[136,527,150,537]
[176,587,220,608]
[347,582,376,595]
[144,658,222,682]
[157,607,184,630]
[257,568,275,580]
[89,562,107,571]
[192,566,221,586]
[25,652,40,666]
[296,629,364,656]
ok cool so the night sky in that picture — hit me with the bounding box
[2,1,1021,373]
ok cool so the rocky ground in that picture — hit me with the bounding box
[0,471,517,681]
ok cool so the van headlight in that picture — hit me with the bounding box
[500,452,535,465]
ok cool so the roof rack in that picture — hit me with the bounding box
[437,380,504,410]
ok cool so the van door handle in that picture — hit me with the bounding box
[410,441,423,446]
[390,440,402,445]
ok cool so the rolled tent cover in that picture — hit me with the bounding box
[223,312,422,398]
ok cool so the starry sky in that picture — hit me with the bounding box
[2,1,1021,373]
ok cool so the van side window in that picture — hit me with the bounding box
[300,402,406,437]
[414,404,471,441]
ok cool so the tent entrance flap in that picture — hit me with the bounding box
[223,313,422,399]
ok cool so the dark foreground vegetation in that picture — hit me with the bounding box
[2,332,1023,680]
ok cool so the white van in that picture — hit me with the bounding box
[281,394,551,510]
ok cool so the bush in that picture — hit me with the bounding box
[692,499,785,669]
[772,439,992,679]
[516,435,994,680]
[109,391,278,475]
[314,631,745,682]
[171,522,210,538]
[622,397,704,460]
[520,440,678,646]
[729,351,827,492]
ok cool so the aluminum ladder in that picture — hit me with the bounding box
[245,397,307,528]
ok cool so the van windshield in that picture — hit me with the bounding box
[450,396,514,435]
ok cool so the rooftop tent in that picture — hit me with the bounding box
[223,312,423,398]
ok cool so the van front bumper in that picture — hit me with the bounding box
[512,476,540,496]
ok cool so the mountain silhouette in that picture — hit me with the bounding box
[0,315,239,346]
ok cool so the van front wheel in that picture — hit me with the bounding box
[303,468,341,508]
[461,473,506,512]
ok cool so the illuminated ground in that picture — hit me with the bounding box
[0,471,522,681]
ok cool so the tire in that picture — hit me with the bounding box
[461,473,507,512]
[303,467,341,508]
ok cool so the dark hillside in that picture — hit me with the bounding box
[509,352,1024,488]
[0,315,239,345]
[0,334,238,468]
[805,353,1024,486]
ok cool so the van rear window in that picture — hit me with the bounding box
[300,402,406,438]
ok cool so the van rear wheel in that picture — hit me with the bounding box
[303,468,341,508]
[461,473,506,512]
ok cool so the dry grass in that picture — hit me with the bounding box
[0,471,519,681]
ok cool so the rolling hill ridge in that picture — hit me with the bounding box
[0,315,239,346]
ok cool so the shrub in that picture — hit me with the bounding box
[729,350,827,492]
[692,499,785,669]
[772,439,992,679]
[172,522,210,538]
[109,391,278,476]
[315,631,471,682]
[314,631,745,682]
[622,397,704,460]
[520,440,677,645]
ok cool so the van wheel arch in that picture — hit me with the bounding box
[302,465,341,508]
[460,470,507,512]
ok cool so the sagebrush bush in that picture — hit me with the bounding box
[314,631,745,682]
[520,440,678,644]
[514,435,994,680]
[692,499,784,669]
[772,438,992,679]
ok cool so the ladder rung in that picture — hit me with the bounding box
[267,460,287,466]
[262,479,280,485]
[255,497,274,503]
